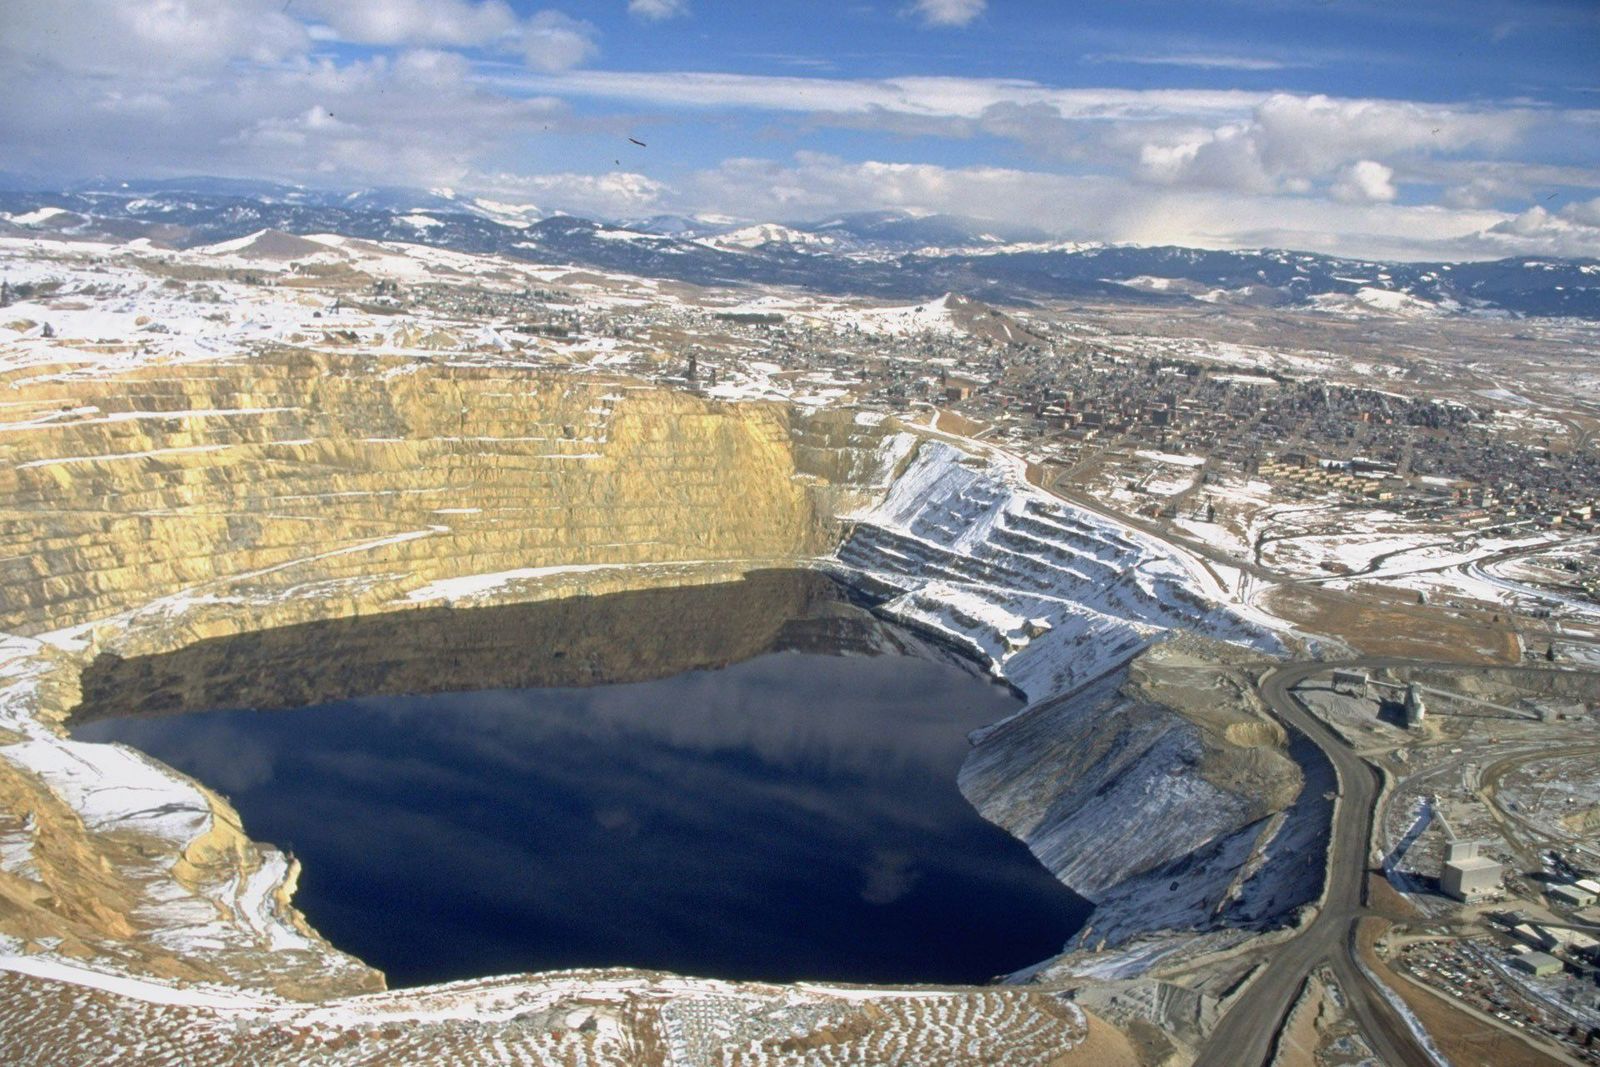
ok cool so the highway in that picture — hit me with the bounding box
[1193,659,1438,1067]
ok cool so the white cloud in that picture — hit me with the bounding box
[506,70,1564,209]
[1330,160,1397,203]
[0,0,597,190]
[908,0,986,28]
[2,38,566,191]
[303,0,521,48]
[0,0,309,74]
[299,1,597,71]
[1135,93,1528,196]
[1564,196,1600,227]
[628,0,690,20]
[0,1,1592,262]
[1480,196,1600,256]
[521,11,600,72]
[1087,53,1300,71]
[475,170,668,215]
[1443,176,1513,209]
[503,69,1261,120]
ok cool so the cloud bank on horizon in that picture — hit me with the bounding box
[2,0,1597,260]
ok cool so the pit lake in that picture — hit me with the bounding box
[71,574,1090,988]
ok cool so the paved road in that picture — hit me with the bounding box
[926,418,1597,1060]
[1193,659,1438,1067]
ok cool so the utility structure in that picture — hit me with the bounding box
[1403,682,1427,729]
[1435,808,1503,903]
[1330,669,1368,696]
[1369,676,1535,723]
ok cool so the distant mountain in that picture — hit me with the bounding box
[1,179,1596,320]
[621,213,738,238]
[706,222,844,253]
[809,210,1053,250]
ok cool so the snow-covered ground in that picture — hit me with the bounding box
[832,440,1279,702]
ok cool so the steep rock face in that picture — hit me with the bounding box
[960,679,1263,899]
[0,352,825,639]
[956,648,1324,949]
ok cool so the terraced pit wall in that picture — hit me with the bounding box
[0,351,903,654]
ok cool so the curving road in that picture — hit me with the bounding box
[927,418,1594,1062]
[1194,659,1439,1067]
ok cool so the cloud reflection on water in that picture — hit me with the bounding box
[79,645,1087,987]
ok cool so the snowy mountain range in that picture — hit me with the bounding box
[2,176,1597,319]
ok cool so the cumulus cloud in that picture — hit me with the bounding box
[303,0,521,49]
[520,11,601,71]
[512,71,1553,207]
[628,0,690,20]
[2,38,565,190]
[0,0,309,75]
[0,0,1592,261]
[303,1,598,72]
[1564,196,1600,227]
[1134,93,1527,201]
[909,0,986,28]
[1443,176,1513,210]
[1479,196,1600,256]
[1330,160,1397,203]
[0,0,596,189]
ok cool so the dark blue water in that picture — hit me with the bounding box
[76,649,1087,987]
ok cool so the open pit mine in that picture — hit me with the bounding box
[12,227,1590,1067]
[0,348,1310,1064]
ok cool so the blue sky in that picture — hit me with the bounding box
[3,0,1597,258]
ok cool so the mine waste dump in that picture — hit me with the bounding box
[70,571,1089,988]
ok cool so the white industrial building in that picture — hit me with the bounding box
[1441,840,1502,902]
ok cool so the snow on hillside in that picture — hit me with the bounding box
[0,232,696,385]
[705,223,840,252]
[2,207,73,227]
[922,238,1102,257]
[820,293,965,337]
[465,198,542,228]
[831,440,1280,702]
[1309,286,1445,318]
[0,632,372,990]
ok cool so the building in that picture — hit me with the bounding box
[1548,883,1598,909]
[1331,670,1368,696]
[944,376,981,402]
[1442,840,1502,902]
[1404,683,1427,728]
[1511,951,1563,978]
